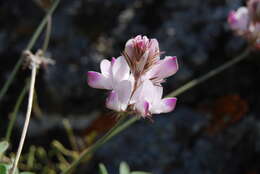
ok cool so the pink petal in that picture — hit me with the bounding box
[135,100,150,117]
[150,56,178,80]
[228,7,249,31]
[125,39,135,58]
[228,11,237,25]
[106,90,120,112]
[149,39,159,57]
[152,98,177,114]
[87,71,112,90]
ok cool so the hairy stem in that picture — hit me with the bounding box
[10,64,37,174]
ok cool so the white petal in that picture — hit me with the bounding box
[106,90,120,112]
[100,59,111,77]
[130,80,162,106]
[115,80,132,111]
[87,71,112,89]
[112,56,130,81]
[106,80,132,112]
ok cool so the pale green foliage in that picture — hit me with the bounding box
[0,141,9,155]
[119,162,130,174]
[99,163,109,174]
[99,162,151,174]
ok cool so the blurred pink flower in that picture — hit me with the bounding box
[228,7,249,33]
[87,35,178,117]
[228,1,260,48]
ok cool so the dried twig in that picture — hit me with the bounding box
[10,50,54,174]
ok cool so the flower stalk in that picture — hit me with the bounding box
[61,114,129,174]
[10,57,38,174]
[167,47,251,97]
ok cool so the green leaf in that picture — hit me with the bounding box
[0,164,8,174]
[20,172,35,174]
[119,162,130,174]
[99,163,109,174]
[131,172,151,174]
[0,163,19,174]
[0,141,9,154]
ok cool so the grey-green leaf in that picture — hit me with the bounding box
[99,163,109,174]
[119,162,130,174]
[131,172,152,174]
[0,141,9,154]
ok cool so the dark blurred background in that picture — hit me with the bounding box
[1,0,260,174]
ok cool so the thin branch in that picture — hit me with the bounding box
[0,0,60,102]
[42,15,52,54]
[167,47,251,97]
[61,114,129,174]
[10,62,38,174]
[5,84,28,142]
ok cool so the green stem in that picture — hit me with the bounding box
[42,15,52,54]
[167,47,251,97]
[61,115,130,174]
[61,47,251,174]
[0,0,60,102]
[5,84,28,142]
[63,119,78,151]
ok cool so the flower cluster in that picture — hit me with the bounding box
[87,35,178,118]
[228,0,260,48]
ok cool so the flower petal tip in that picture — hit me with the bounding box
[143,101,150,116]
[164,98,177,112]
[87,71,100,86]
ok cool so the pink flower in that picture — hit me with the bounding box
[130,80,177,117]
[228,7,249,33]
[87,56,132,112]
[87,56,130,90]
[87,35,178,118]
[228,2,260,48]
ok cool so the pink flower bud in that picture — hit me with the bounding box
[123,35,160,79]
